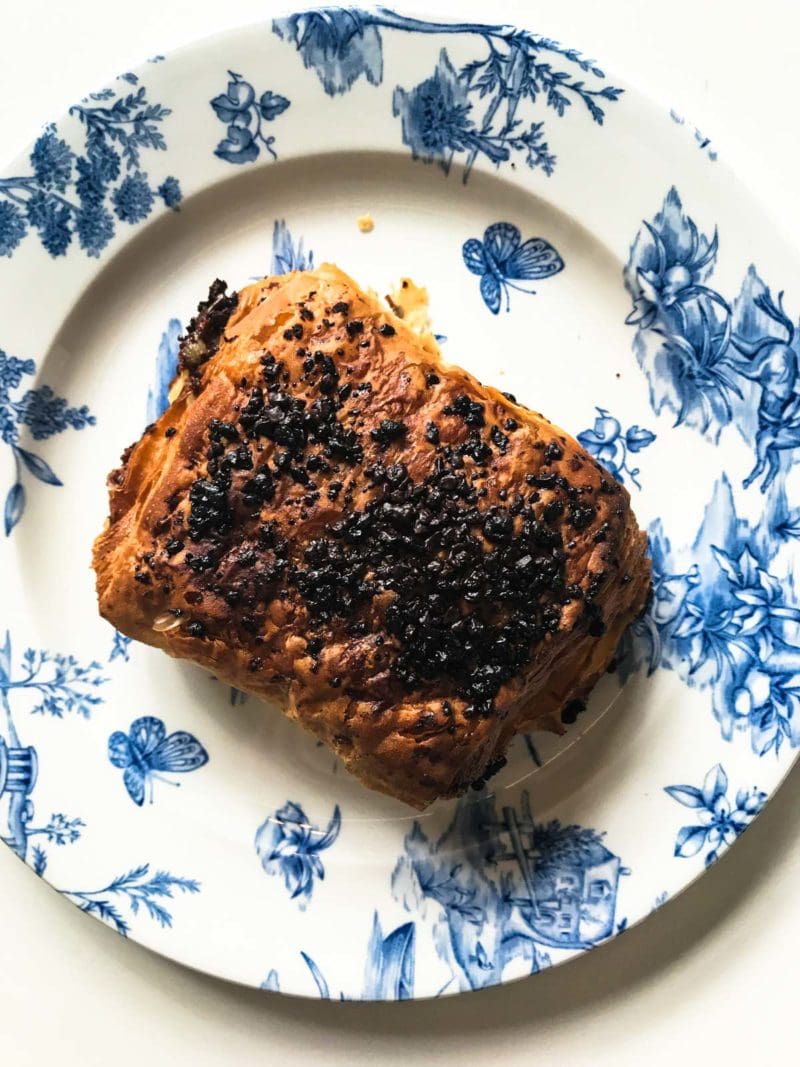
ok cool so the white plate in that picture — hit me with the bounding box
[1,6,798,999]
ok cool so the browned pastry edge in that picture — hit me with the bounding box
[93,264,651,808]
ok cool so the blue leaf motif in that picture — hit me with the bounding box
[663,784,705,808]
[301,952,331,999]
[625,426,656,452]
[15,447,62,486]
[211,72,289,164]
[701,763,728,807]
[259,91,290,120]
[4,482,25,535]
[674,824,709,858]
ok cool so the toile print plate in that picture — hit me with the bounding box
[1,6,799,1000]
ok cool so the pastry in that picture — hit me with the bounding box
[93,265,651,808]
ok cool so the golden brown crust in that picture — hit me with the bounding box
[93,265,650,808]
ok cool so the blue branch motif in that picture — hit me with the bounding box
[1,631,104,866]
[665,763,766,866]
[462,222,563,314]
[625,188,800,493]
[0,79,181,260]
[108,716,209,807]
[262,913,416,999]
[59,864,200,937]
[1,349,95,535]
[273,8,622,180]
[619,476,800,757]
[577,408,656,488]
[211,71,290,164]
[255,800,341,908]
[391,791,627,992]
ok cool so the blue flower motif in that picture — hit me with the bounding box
[0,79,176,259]
[109,631,132,663]
[577,408,656,488]
[211,72,290,165]
[30,128,74,191]
[157,176,182,210]
[0,202,27,257]
[255,800,341,908]
[273,12,620,182]
[112,172,154,223]
[0,349,95,533]
[75,203,115,256]
[108,716,209,807]
[665,763,766,866]
[462,222,563,314]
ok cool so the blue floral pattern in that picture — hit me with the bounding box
[665,764,766,866]
[392,791,627,991]
[255,801,341,907]
[1,349,95,534]
[577,408,656,488]
[0,80,180,259]
[625,188,800,492]
[211,71,290,164]
[462,222,563,314]
[621,476,800,757]
[108,716,209,807]
[274,8,622,180]
[271,219,314,274]
[109,631,132,663]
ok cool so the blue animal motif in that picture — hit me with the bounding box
[577,408,656,488]
[211,71,290,164]
[109,631,132,663]
[0,79,180,260]
[254,800,341,908]
[392,790,627,992]
[0,631,103,866]
[273,9,622,180]
[1,350,95,535]
[261,912,415,999]
[108,716,209,807]
[462,223,563,314]
[620,476,800,757]
[670,110,717,162]
[58,864,200,936]
[665,763,766,866]
[625,188,800,493]
[271,219,314,274]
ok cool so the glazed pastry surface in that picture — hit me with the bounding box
[93,265,650,808]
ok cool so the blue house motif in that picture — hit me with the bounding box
[625,188,800,493]
[392,791,627,991]
[273,8,622,180]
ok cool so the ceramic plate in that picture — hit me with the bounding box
[2,6,799,999]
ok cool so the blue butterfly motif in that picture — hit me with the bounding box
[462,222,564,314]
[108,716,209,806]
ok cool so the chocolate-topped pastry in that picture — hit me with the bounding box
[93,265,651,808]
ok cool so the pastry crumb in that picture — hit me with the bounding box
[357,213,375,233]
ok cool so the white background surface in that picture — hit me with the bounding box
[1,2,798,1064]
